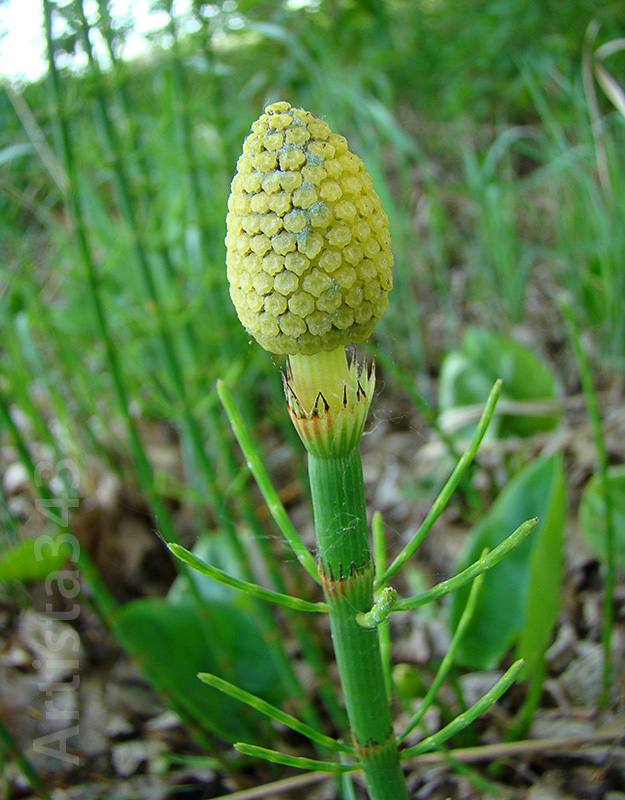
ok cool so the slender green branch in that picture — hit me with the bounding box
[234,743,356,773]
[167,543,326,613]
[198,673,352,753]
[372,511,393,699]
[217,380,319,583]
[399,569,485,742]
[400,659,525,758]
[393,517,538,612]
[372,511,387,585]
[376,380,502,587]
[560,299,615,706]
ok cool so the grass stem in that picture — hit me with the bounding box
[560,299,615,706]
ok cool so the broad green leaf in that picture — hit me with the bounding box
[579,465,625,570]
[0,537,71,582]
[450,454,565,671]
[517,457,566,674]
[113,598,285,742]
[439,328,560,439]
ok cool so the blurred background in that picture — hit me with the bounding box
[0,1,624,798]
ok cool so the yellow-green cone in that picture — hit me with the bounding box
[225,101,393,355]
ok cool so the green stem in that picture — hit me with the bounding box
[308,450,408,800]
[561,299,615,706]
[372,512,392,700]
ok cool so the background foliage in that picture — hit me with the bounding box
[1,0,624,797]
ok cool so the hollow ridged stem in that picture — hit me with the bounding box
[308,450,408,800]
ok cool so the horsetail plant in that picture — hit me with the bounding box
[168,102,536,799]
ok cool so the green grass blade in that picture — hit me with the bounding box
[0,387,117,619]
[198,672,352,754]
[39,4,288,743]
[400,659,525,759]
[560,298,615,706]
[393,517,538,612]
[217,379,319,582]
[234,743,356,773]
[0,715,52,800]
[167,543,326,613]
[376,380,502,588]
[398,569,485,743]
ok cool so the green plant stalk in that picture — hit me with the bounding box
[164,6,233,351]
[308,450,408,800]
[372,511,393,700]
[0,386,116,621]
[79,0,203,370]
[561,299,615,706]
[40,1,248,739]
[65,2,310,713]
